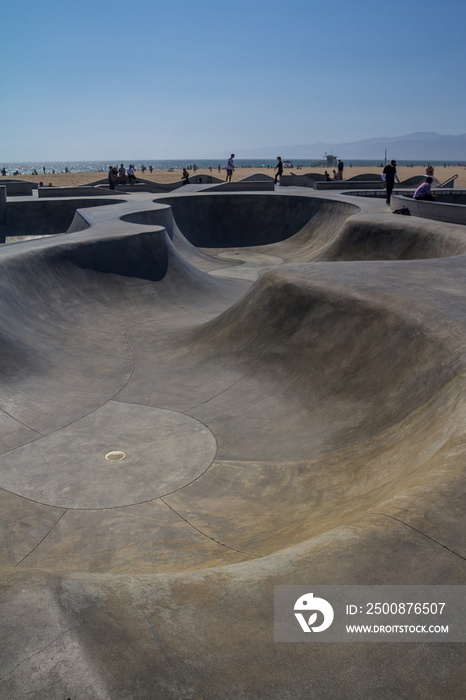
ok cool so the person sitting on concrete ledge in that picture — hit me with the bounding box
[413,177,438,201]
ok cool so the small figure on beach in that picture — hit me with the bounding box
[425,163,434,176]
[1,167,6,176]
[108,166,118,190]
[118,164,127,184]
[382,159,400,205]
[127,165,136,184]
[337,159,344,180]
[333,170,338,180]
[226,154,235,182]
[324,171,331,181]
[413,176,437,201]
[182,168,190,185]
[274,156,283,185]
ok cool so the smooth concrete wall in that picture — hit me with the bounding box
[314,180,385,190]
[66,210,92,233]
[280,174,325,188]
[205,180,275,192]
[391,194,466,225]
[160,193,357,248]
[1,180,37,196]
[38,186,116,198]
[434,190,466,204]
[0,199,124,241]
[0,187,6,233]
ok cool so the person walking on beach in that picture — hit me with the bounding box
[382,159,400,205]
[226,154,235,182]
[274,156,283,185]
[337,159,344,180]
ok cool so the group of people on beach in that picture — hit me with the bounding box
[104,154,440,202]
[108,163,138,189]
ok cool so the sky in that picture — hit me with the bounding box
[1,0,465,161]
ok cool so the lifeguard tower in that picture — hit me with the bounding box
[324,153,338,167]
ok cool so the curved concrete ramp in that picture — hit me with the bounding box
[159,193,355,247]
[346,172,382,181]
[1,197,125,241]
[0,190,464,699]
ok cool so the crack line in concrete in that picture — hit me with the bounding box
[0,406,45,439]
[371,512,466,560]
[0,622,86,681]
[160,497,259,558]
[186,341,275,412]
[14,509,68,567]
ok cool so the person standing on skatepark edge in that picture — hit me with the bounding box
[274,156,283,184]
[226,154,235,182]
[337,159,344,180]
[382,159,400,205]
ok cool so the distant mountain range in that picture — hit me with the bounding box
[233,133,466,161]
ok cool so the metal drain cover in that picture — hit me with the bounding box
[105,451,126,461]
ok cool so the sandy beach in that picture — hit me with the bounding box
[3,164,466,188]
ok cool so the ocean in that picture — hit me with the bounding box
[2,158,464,176]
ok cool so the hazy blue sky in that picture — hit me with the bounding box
[1,0,465,160]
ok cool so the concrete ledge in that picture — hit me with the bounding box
[344,188,416,199]
[391,194,466,225]
[280,174,324,188]
[314,180,385,190]
[0,186,6,226]
[1,180,37,196]
[0,198,125,241]
[38,186,116,198]
[204,180,275,192]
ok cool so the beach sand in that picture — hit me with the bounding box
[3,164,466,188]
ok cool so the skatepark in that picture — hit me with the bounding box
[0,178,464,698]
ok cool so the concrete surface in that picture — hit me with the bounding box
[0,197,125,242]
[0,179,38,196]
[392,192,466,225]
[37,185,118,197]
[0,184,465,699]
